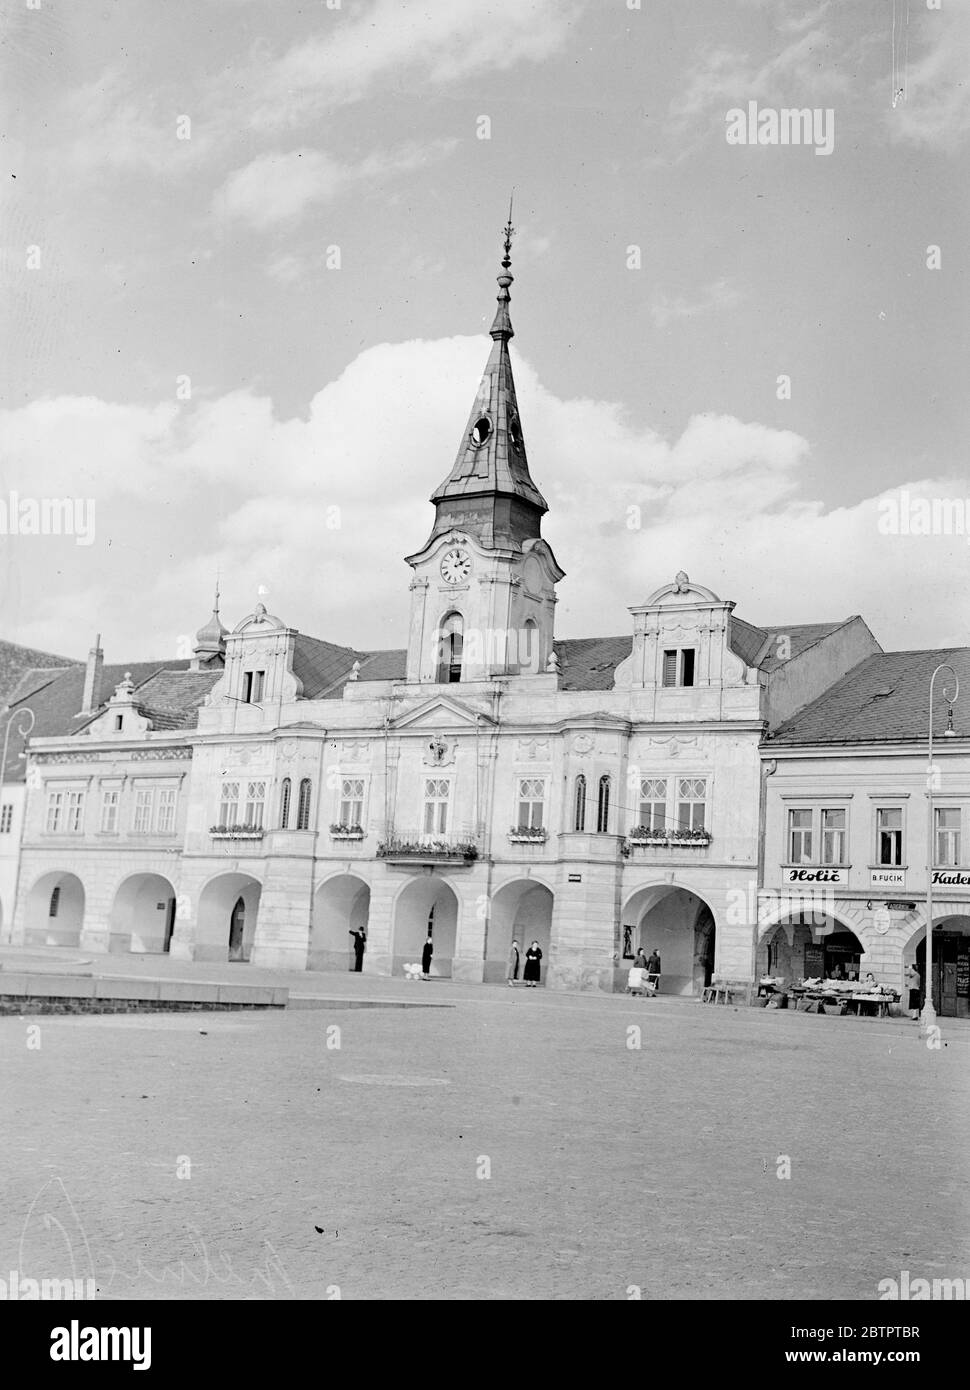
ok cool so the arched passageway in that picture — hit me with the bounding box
[311,874,371,972]
[24,871,85,948]
[109,873,177,954]
[196,873,261,963]
[622,885,716,996]
[391,877,459,978]
[485,880,553,985]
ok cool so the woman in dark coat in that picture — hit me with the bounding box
[421,934,433,979]
[507,939,520,986]
[523,940,542,987]
[349,927,366,972]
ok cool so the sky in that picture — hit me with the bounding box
[0,0,968,664]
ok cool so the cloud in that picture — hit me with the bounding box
[650,279,742,329]
[1,337,964,660]
[232,0,583,130]
[215,139,457,229]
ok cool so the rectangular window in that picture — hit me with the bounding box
[877,808,902,866]
[100,789,119,833]
[789,809,813,863]
[220,781,239,826]
[638,778,667,832]
[242,670,265,704]
[676,778,706,831]
[67,791,85,833]
[662,650,696,688]
[339,778,365,827]
[46,791,63,833]
[516,778,545,830]
[243,780,266,828]
[134,788,154,833]
[821,808,846,864]
[0,803,12,834]
[936,808,961,867]
[423,778,450,836]
[156,787,177,834]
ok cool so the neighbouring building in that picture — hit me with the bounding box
[8,235,947,996]
[759,647,970,1017]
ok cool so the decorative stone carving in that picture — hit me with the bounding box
[572,734,594,757]
[423,734,456,767]
[517,737,551,760]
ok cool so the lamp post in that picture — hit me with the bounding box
[0,707,36,946]
[923,664,959,1035]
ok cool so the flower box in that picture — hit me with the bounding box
[508,826,548,844]
[210,825,264,841]
[377,838,478,863]
[330,824,365,841]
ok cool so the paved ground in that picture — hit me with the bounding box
[2,952,968,1300]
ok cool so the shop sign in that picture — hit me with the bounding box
[786,867,843,885]
[870,868,905,889]
[931,869,970,888]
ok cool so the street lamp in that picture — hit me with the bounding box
[923,664,959,1035]
[0,707,36,946]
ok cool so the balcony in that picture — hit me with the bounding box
[377,829,480,866]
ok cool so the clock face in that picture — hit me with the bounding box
[440,548,471,584]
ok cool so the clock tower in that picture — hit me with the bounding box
[404,215,564,684]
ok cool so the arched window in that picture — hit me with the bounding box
[296,778,312,831]
[596,775,611,833]
[522,617,539,674]
[437,612,464,684]
[49,885,60,918]
[574,775,586,832]
[279,778,291,829]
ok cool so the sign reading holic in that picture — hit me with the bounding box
[786,867,843,884]
[931,869,970,887]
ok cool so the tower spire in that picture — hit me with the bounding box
[423,204,547,550]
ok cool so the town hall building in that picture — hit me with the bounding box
[4,229,964,1003]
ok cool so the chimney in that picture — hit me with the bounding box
[80,634,104,714]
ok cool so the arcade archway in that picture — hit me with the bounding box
[196,873,261,963]
[24,871,85,948]
[485,880,553,984]
[905,915,970,1018]
[311,874,371,972]
[109,874,177,954]
[623,885,716,996]
[391,877,458,978]
[757,913,864,984]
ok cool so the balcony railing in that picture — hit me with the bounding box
[377,829,480,864]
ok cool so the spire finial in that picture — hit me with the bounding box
[491,194,516,341]
[213,571,221,617]
[502,190,515,270]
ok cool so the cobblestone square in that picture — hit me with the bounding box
[3,983,968,1301]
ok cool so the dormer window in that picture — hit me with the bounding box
[243,670,265,704]
[662,649,695,688]
[114,714,123,731]
[470,416,492,447]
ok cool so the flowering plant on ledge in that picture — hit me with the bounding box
[626,825,668,843]
[330,823,365,839]
[667,827,709,842]
[210,824,264,840]
[508,825,548,843]
[377,838,478,861]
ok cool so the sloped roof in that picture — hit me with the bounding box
[293,634,366,698]
[2,659,194,782]
[127,669,223,731]
[767,648,970,745]
[555,636,633,690]
[728,618,854,672]
[0,639,79,708]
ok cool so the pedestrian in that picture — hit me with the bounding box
[348,927,366,973]
[523,940,542,988]
[645,948,661,977]
[634,947,648,969]
[421,933,433,980]
[507,938,520,986]
[904,962,921,1020]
